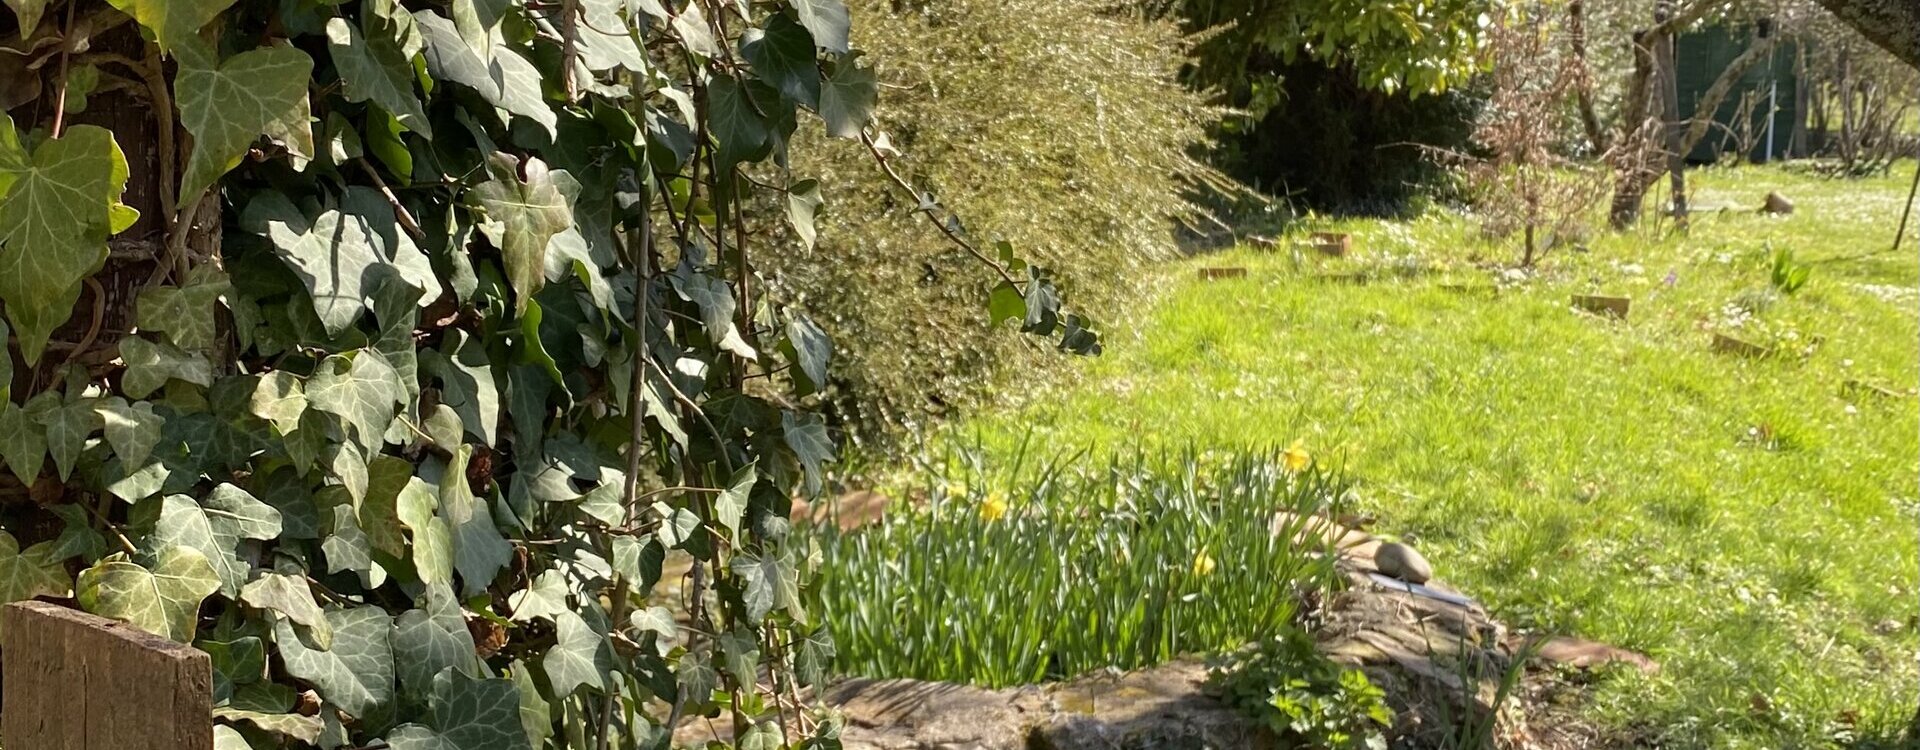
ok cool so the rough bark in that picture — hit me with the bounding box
[1816,0,1920,69]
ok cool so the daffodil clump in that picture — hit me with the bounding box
[813,446,1353,687]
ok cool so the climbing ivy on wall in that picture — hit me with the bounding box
[0,0,1096,744]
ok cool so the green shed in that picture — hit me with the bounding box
[1675,22,1801,163]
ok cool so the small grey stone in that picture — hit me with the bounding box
[1761,191,1794,215]
[1375,542,1432,584]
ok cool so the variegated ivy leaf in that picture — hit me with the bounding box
[542,610,609,696]
[4,0,49,38]
[307,349,408,449]
[36,396,98,481]
[413,12,558,136]
[326,17,433,137]
[174,39,314,204]
[103,0,240,50]
[385,667,530,750]
[240,572,331,650]
[669,264,756,359]
[136,265,230,351]
[240,189,382,336]
[790,0,850,54]
[467,153,572,314]
[97,397,165,469]
[391,584,479,700]
[0,118,134,363]
[214,708,325,745]
[212,725,253,750]
[785,314,832,393]
[76,547,220,643]
[136,489,281,597]
[46,504,107,563]
[441,445,511,598]
[248,370,308,435]
[818,53,878,140]
[0,531,70,611]
[509,661,552,749]
[275,606,394,720]
[120,336,215,399]
[421,330,501,444]
[0,394,52,484]
[782,409,834,496]
[395,469,453,587]
[506,568,568,623]
[202,636,266,703]
[359,455,418,559]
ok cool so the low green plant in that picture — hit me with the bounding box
[1770,244,1813,295]
[812,444,1347,687]
[1208,629,1393,750]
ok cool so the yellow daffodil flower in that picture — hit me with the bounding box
[980,492,1008,522]
[1282,439,1311,473]
[1193,550,1217,576]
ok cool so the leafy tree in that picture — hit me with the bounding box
[0,0,1093,746]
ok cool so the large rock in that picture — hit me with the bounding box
[1374,542,1433,584]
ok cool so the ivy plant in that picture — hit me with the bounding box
[0,0,1098,744]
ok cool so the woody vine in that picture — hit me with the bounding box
[0,0,1097,745]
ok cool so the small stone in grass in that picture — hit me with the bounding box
[1761,191,1794,215]
[1374,542,1432,584]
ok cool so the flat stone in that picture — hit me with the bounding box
[1522,635,1659,675]
[1374,542,1433,584]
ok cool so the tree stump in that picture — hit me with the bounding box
[2,601,213,750]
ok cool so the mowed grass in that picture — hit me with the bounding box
[947,164,1920,748]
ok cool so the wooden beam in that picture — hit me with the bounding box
[2,601,213,750]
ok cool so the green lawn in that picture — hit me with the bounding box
[944,164,1920,747]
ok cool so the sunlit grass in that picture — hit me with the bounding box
[941,163,1920,747]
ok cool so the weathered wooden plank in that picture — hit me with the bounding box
[3,601,213,750]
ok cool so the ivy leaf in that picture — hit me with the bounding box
[321,503,379,583]
[741,14,820,107]
[507,568,568,623]
[988,281,1025,327]
[785,178,822,250]
[785,315,831,393]
[76,547,220,643]
[669,265,755,359]
[249,370,308,435]
[385,668,530,750]
[5,0,49,38]
[396,472,453,587]
[712,463,756,540]
[422,330,501,444]
[468,154,572,315]
[254,467,321,539]
[215,708,324,745]
[0,396,51,484]
[818,54,877,139]
[240,572,331,650]
[174,39,314,205]
[413,12,558,136]
[542,610,609,696]
[782,410,833,495]
[36,396,95,481]
[327,17,433,137]
[789,0,850,53]
[240,192,381,336]
[358,455,416,558]
[509,662,552,749]
[308,350,406,448]
[708,76,770,167]
[0,531,70,608]
[46,504,107,563]
[213,725,252,750]
[138,490,280,597]
[731,548,803,623]
[391,585,479,700]
[739,722,783,750]
[120,336,214,399]
[275,606,394,720]
[442,446,511,597]
[0,123,130,363]
[98,397,165,468]
[202,636,266,703]
[137,265,230,351]
[102,0,239,50]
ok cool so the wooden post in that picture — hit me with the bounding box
[2,601,213,750]
[1656,0,1688,227]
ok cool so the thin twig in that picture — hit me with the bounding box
[357,158,429,242]
[857,132,1019,288]
[49,0,80,138]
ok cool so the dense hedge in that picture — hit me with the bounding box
[762,0,1226,443]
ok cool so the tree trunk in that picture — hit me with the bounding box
[1657,1,1686,226]
[1568,0,1609,154]
[1815,0,1920,69]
